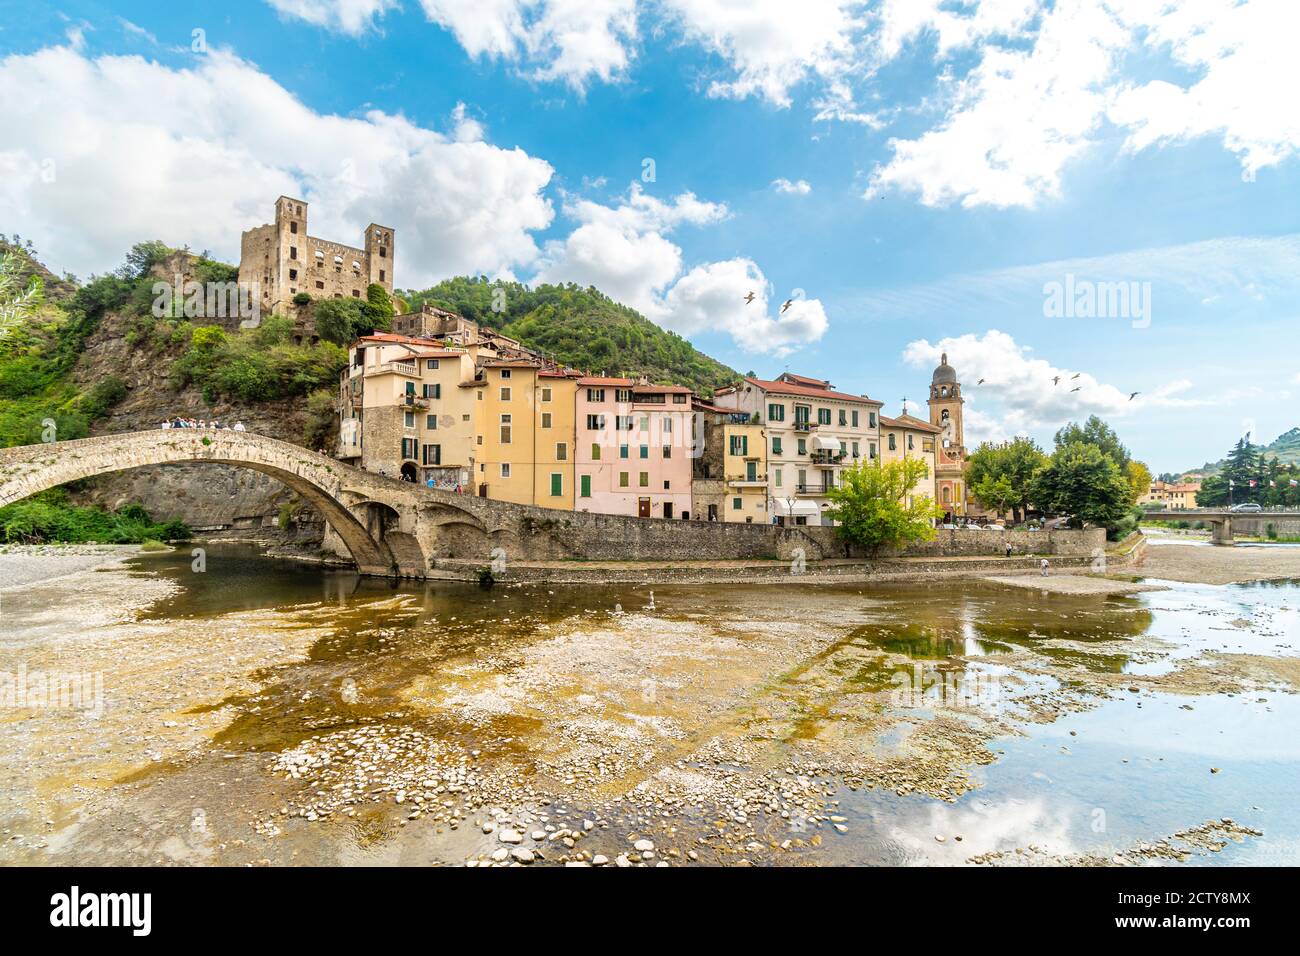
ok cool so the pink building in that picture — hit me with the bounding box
[575,377,695,519]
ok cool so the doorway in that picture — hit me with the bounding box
[638,498,651,518]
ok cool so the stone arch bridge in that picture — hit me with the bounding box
[0,430,840,577]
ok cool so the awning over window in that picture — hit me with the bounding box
[812,435,841,452]
[772,498,821,516]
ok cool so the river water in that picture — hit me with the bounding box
[1,543,1296,866]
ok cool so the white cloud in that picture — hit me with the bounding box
[902,330,1207,443]
[771,178,811,194]
[867,0,1128,209]
[266,0,399,36]
[662,0,865,108]
[1108,0,1300,180]
[0,45,554,286]
[535,184,825,354]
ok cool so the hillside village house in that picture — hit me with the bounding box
[711,373,883,526]
[691,402,768,522]
[1139,480,1202,509]
[879,411,941,511]
[575,377,695,519]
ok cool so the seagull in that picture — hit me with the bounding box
[976,378,985,385]
[744,291,756,304]
[1052,375,1061,386]
[1128,391,1140,401]
[1070,386,1081,392]
[781,298,794,313]
[1071,372,1081,380]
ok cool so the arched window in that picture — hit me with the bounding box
[942,486,951,503]
[941,386,949,397]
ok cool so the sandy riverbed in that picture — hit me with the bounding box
[1136,539,1300,585]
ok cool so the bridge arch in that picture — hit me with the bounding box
[0,430,398,574]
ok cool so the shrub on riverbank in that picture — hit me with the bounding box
[0,491,189,544]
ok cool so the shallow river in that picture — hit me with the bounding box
[1,543,1296,866]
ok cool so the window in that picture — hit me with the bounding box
[772,437,782,455]
[289,246,297,259]
[500,414,512,444]
[797,439,807,455]
[888,433,897,451]
[580,475,592,498]
[639,416,650,432]
[541,387,552,402]
[426,359,440,370]
[556,442,567,461]
[818,408,832,425]
[501,369,512,379]
[542,412,552,429]
[550,473,563,496]
[908,434,914,450]
[662,417,672,433]
[591,444,601,460]
[619,444,629,459]
[422,383,440,399]
[288,268,297,280]
[733,497,742,510]
[729,434,748,456]
[500,387,511,401]
[639,472,649,487]
[404,412,415,428]
[839,409,847,426]
[352,289,360,297]
[586,414,606,430]
[662,445,671,459]
[616,415,634,431]
[290,222,298,234]
[768,403,785,421]
[615,388,632,403]
[869,411,877,428]
[425,415,437,430]
[501,463,511,478]
[379,270,385,282]
[774,468,783,488]
[401,438,417,459]
[852,441,859,457]
[795,405,810,424]
[852,410,859,427]
[422,444,441,465]
[619,472,629,487]
[315,281,324,290]
[587,388,605,402]
[663,480,671,490]
[870,442,877,460]
[672,394,687,404]
[639,444,649,459]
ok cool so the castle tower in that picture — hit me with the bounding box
[364,223,395,294]
[927,352,968,517]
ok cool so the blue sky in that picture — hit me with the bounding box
[2,0,1298,472]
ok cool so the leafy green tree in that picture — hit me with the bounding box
[1055,415,1131,471]
[313,297,368,346]
[1031,441,1134,531]
[824,458,942,552]
[966,437,1047,523]
[973,474,1016,519]
[303,388,338,452]
[1125,459,1153,504]
[0,248,45,339]
[364,283,394,330]
[118,240,172,280]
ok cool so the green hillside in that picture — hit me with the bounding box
[400,276,738,396]
[1190,427,1300,476]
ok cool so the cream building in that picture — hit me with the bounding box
[1139,480,1201,509]
[338,333,477,489]
[879,411,940,514]
[475,361,580,509]
[712,373,883,526]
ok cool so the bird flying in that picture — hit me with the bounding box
[1070,386,1081,392]
[1052,375,1061,386]
[1129,391,1140,401]
[976,378,985,385]
[781,298,793,313]
[1071,372,1081,380]
[744,291,755,304]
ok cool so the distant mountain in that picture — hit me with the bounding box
[1189,427,1300,476]
[400,276,739,396]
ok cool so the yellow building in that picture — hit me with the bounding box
[474,360,578,509]
[879,412,940,513]
[1139,480,1201,509]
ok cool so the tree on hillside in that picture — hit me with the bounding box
[0,249,45,341]
[966,437,1047,523]
[824,458,942,553]
[364,283,395,330]
[117,240,172,281]
[314,298,369,346]
[1223,436,1263,502]
[1031,441,1134,532]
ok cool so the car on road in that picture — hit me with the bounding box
[1229,502,1263,512]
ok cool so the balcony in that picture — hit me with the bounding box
[402,395,428,409]
[728,476,767,488]
[809,451,846,465]
[793,421,815,432]
[795,483,833,495]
